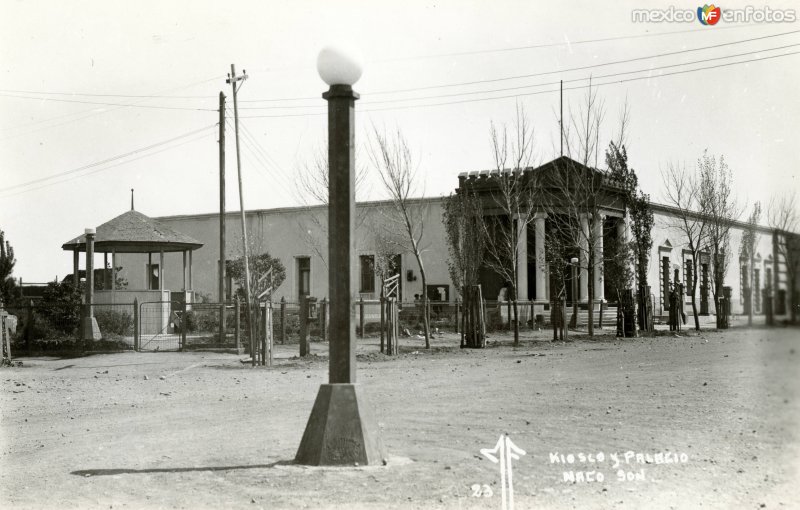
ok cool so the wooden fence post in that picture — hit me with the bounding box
[133,298,139,352]
[299,295,309,357]
[26,300,33,352]
[379,296,385,354]
[280,296,286,344]
[260,302,268,366]
[320,298,327,342]
[358,296,364,339]
[180,298,187,351]
[267,301,273,367]
[386,298,394,355]
[234,296,241,354]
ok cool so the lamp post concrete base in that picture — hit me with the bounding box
[295,383,385,466]
[81,313,102,341]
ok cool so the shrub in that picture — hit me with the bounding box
[94,309,133,337]
[183,309,223,333]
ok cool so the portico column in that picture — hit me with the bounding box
[534,212,547,301]
[514,215,528,301]
[159,250,165,295]
[72,249,79,287]
[111,249,117,305]
[579,214,589,302]
[594,214,605,301]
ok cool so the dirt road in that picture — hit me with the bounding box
[1,328,798,509]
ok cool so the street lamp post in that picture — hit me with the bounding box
[81,228,102,340]
[295,45,385,466]
[569,257,579,330]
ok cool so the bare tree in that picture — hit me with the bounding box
[660,162,708,330]
[481,103,538,346]
[367,126,432,348]
[740,202,761,326]
[768,192,800,323]
[698,151,741,328]
[295,142,369,269]
[541,83,621,337]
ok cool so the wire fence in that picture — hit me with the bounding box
[3,296,619,355]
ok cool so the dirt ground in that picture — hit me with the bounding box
[1,326,799,510]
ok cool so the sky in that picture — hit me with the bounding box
[1,0,799,282]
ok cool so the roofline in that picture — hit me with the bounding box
[154,196,447,222]
[648,202,777,234]
[150,191,790,236]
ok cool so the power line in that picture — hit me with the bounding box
[0,125,216,193]
[372,23,763,63]
[0,92,217,111]
[230,114,298,196]
[359,42,800,106]
[236,50,800,118]
[366,28,800,95]
[0,75,224,141]
[241,23,761,77]
[235,41,800,111]
[236,27,800,106]
[361,50,800,113]
[0,89,212,100]
[0,129,215,199]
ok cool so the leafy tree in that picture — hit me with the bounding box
[1,229,20,306]
[227,252,287,303]
[606,141,653,330]
[605,142,635,297]
[443,190,486,346]
[38,281,83,335]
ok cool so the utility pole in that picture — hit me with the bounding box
[218,92,227,347]
[227,64,256,366]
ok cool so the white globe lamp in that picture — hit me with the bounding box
[316,44,363,86]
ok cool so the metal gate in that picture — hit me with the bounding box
[137,300,184,352]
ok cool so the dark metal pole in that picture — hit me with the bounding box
[218,92,226,346]
[325,84,359,384]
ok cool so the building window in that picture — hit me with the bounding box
[359,255,375,294]
[297,257,311,298]
[684,257,693,297]
[146,263,160,290]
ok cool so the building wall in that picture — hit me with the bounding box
[646,206,779,316]
[114,197,794,317]
[116,198,451,304]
